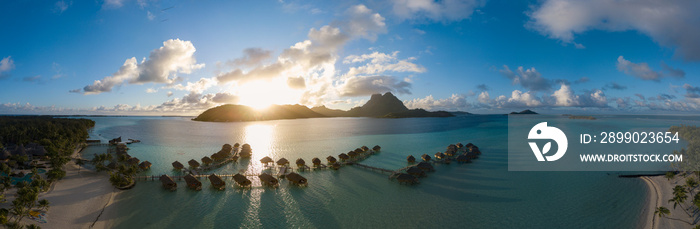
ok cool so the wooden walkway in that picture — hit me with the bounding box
[136,173,264,181]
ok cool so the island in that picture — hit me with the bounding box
[509,109,538,115]
[193,92,455,122]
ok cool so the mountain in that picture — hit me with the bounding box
[450,111,473,116]
[193,104,325,122]
[310,105,348,117]
[194,92,456,122]
[509,109,538,115]
[347,92,409,117]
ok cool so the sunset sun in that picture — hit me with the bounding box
[236,79,302,110]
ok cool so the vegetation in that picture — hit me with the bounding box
[660,125,700,226]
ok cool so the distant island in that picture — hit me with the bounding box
[193,92,455,122]
[564,115,596,120]
[509,109,538,115]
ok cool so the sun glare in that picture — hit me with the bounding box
[236,80,302,110]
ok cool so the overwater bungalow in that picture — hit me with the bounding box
[348,151,358,158]
[240,144,252,158]
[406,166,426,177]
[434,152,445,160]
[138,161,152,170]
[232,173,252,187]
[445,149,456,157]
[296,158,306,168]
[202,156,213,165]
[260,156,274,165]
[361,146,369,152]
[259,173,279,187]
[188,159,201,169]
[396,173,418,185]
[277,158,289,166]
[338,153,349,161]
[372,145,381,151]
[286,172,307,186]
[456,154,470,163]
[354,148,363,154]
[407,155,416,163]
[233,143,240,148]
[172,161,184,170]
[456,143,464,149]
[127,157,140,165]
[184,174,202,191]
[222,144,233,153]
[421,154,431,162]
[160,175,177,190]
[208,174,225,190]
[416,162,435,171]
[326,156,337,164]
[465,151,478,159]
[311,157,322,167]
[330,162,341,170]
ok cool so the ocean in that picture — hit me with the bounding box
[78,115,700,228]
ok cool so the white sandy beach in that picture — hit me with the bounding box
[1,147,121,229]
[641,175,696,229]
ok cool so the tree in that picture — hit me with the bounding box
[75,158,84,174]
[669,185,692,217]
[655,206,670,218]
[666,171,676,181]
[37,199,49,212]
[686,177,697,196]
[27,224,41,229]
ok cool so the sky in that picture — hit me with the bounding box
[1,0,699,115]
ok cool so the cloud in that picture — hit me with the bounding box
[404,94,468,111]
[103,0,125,8]
[147,11,155,20]
[603,82,627,90]
[53,1,72,14]
[616,56,669,81]
[22,75,41,82]
[286,76,306,89]
[228,48,273,67]
[391,0,485,21]
[527,0,700,60]
[574,77,589,84]
[499,65,552,92]
[344,51,425,77]
[167,91,173,97]
[51,62,64,79]
[146,88,157,93]
[211,92,239,104]
[76,39,204,94]
[338,75,411,97]
[0,56,15,79]
[551,84,608,107]
[661,61,686,78]
[496,90,543,108]
[170,77,217,93]
[476,84,489,91]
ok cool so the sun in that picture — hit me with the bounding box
[236,80,301,110]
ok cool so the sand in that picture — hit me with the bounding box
[4,147,121,229]
[641,174,696,229]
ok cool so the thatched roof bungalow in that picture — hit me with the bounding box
[184,174,202,190]
[202,156,213,165]
[188,159,201,168]
[233,143,240,148]
[372,145,381,151]
[456,143,464,149]
[407,155,416,163]
[421,154,431,162]
[406,166,425,177]
[208,174,225,190]
[260,156,274,165]
[434,152,445,160]
[258,173,279,187]
[127,157,140,165]
[338,153,349,161]
[361,146,369,152]
[138,161,152,170]
[396,173,418,184]
[330,162,341,170]
[416,162,435,171]
[326,156,337,164]
[160,175,177,190]
[232,173,252,187]
[277,158,289,166]
[172,161,184,170]
[456,154,470,163]
[296,158,306,167]
[222,144,233,153]
[240,144,252,158]
[445,149,456,157]
[348,151,358,158]
[311,157,322,167]
[286,172,307,186]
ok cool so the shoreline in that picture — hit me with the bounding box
[32,145,119,228]
[641,175,695,229]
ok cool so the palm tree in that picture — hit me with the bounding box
[27,224,41,229]
[38,199,50,211]
[655,206,693,225]
[666,171,676,181]
[669,185,692,217]
[686,177,698,196]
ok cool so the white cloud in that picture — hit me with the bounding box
[228,48,273,67]
[344,51,425,77]
[499,65,552,92]
[404,94,468,111]
[147,11,155,20]
[146,88,157,93]
[53,1,71,14]
[103,0,125,8]
[392,0,485,21]
[615,56,676,81]
[528,0,700,60]
[76,39,204,94]
[0,56,15,74]
[170,77,217,93]
[286,76,306,89]
[338,75,411,97]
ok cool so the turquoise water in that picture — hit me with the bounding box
[2,168,47,185]
[79,115,700,228]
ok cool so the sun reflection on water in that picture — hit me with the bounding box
[242,124,276,173]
